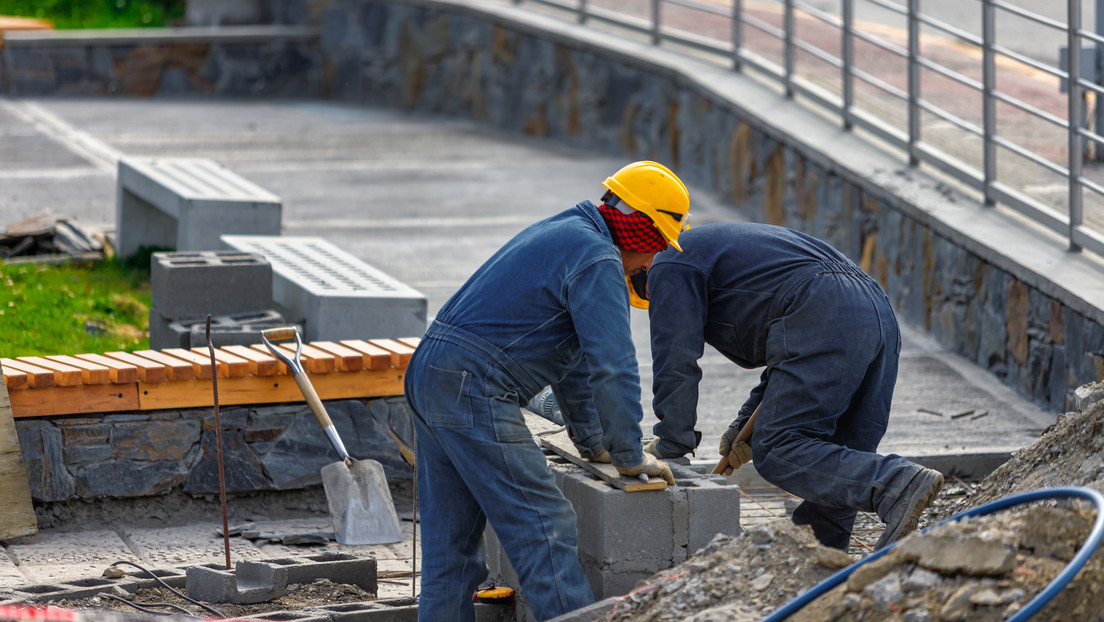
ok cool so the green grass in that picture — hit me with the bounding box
[0,0,186,29]
[0,258,150,358]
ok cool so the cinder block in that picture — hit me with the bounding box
[116,157,282,260]
[185,560,288,604]
[683,476,742,558]
[151,250,273,319]
[220,235,427,342]
[266,552,377,593]
[149,309,289,350]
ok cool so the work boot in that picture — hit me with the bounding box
[875,468,944,550]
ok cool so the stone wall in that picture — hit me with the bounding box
[15,397,414,503]
[316,0,1104,412]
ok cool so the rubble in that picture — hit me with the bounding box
[0,214,108,262]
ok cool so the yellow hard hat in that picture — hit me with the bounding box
[626,272,649,309]
[602,161,690,252]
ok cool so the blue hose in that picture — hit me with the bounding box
[761,486,1104,622]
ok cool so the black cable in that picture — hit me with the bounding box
[100,593,194,617]
[109,561,226,618]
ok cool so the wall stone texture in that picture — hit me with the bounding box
[15,397,415,503]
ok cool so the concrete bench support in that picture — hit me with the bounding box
[115,157,282,259]
[220,235,427,342]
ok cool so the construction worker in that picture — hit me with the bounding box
[404,161,687,622]
[642,222,944,552]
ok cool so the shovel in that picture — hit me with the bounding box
[261,327,403,545]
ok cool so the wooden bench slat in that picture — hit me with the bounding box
[1,361,29,390]
[271,344,336,374]
[191,347,250,378]
[398,337,421,349]
[155,349,209,380]
[102,352,168,383]
[14,356,83,386]
[133,349,195,381]
[74,353,139,384]
[339,340,395,370]
[308,341,365,372]
[221,345,279,376]
[45,355,112,385]
[0,358,56,388]
[249,344,291,374]
[368,339,415,368]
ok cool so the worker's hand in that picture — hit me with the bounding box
[718,423,745,456]
[643,438,660,457]
[578,446,611,463]
[722,441,753,475]
[616,453,676,486]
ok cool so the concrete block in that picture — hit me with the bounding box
[116,157,281,259]
[266,552,377,592]
[151,250,274,319]
[220,235,427,341]
[150,309,288,351]
[185,560,288,604]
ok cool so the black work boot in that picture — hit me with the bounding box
[875,468,944,550]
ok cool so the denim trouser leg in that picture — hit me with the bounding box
[751,273,922,548]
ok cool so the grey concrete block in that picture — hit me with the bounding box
[563,471,675,571]
[185,560,288,604]
[220,235,427,341]
[266,552,377,593]
[116,157,282,259]
[151,250,274,319]
[180,310,290,348]
[683,478,742,558]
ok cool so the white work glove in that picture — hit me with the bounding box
[616,453,676,486]
[579,447,611,463]
[718,424,753,475]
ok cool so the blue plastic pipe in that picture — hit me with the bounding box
[761,486,1104,622]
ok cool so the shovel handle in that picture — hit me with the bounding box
[712,403,760,475]
[293,373,352,461]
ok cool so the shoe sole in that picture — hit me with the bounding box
[875,470,944,550]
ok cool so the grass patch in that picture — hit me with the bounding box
[0,258,150,358]
[0,0,186,29]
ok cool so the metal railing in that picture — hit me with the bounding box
[507,0,1104,259]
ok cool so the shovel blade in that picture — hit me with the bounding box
[321,458,403,545]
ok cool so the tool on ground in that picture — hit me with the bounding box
[261,327,403,545]
[711,403,760,475]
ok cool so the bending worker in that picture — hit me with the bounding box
[404,161,686,621]
[643,222,944,551]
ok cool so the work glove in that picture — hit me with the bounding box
[616,453,676,486]
[578,447,611,463]
[718,424,754,475]
[643,438,660,457]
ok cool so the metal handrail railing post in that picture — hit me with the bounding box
[982,0,996,206]
[578,0,587,24]
[907,0,920,166]
[784,0,795,97]
[842,0,854,129]
[651,0,662,45]
[1069,0,1085,250]
[733,0,744,70]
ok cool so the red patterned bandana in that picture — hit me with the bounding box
[598,203,668,253]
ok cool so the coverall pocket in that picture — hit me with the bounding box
[554,334,582,365]
[421,364,475,429]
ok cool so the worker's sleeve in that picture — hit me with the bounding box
[550,359,606,457]
[735,369,769,428]
[563,258,644,469]
[648,262,709,457]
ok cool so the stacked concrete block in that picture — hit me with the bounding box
[149,250,289,349]
[220,235,428,342]
[485,461,741,622]
[115,157,282,260]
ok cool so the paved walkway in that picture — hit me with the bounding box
[0,96,1054,596]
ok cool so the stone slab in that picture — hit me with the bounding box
[5,528,136,585]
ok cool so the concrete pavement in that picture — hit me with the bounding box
[0,96,1054,595]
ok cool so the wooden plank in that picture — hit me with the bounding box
[398,337,421,349]
[191,347,250,378]
[221,345,279,376]
[0,358,55,388]
[273,343,336,374]
[138,368,406,410]
[0,362,37,540]
[101,351,165,383]
[74,353,138,384]
[524,412,666,492]
[338,340,393,370]
[45,355,111,385]
[2,364,28,390]
[16,356,84,387]
[367,338,415,368]
[249,344,290,374]
[6,382,140,418]
[308,341,365,372]
[160,348,213,379]
[136,349,199,381]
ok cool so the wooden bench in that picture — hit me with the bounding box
[115,157,282,260]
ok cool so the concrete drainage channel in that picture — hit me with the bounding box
[4,553,510,622]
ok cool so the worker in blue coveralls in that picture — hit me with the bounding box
[641,222,944,552]
[404,161,688,622]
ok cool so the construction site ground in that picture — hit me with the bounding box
[0,97,1079,618]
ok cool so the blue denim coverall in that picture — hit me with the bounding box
[647,222,926,549]
[404,201,647,621]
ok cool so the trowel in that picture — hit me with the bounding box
[261,327,403,545]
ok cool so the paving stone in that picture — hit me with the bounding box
[121,524,266,568]
[7,529,137,585]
